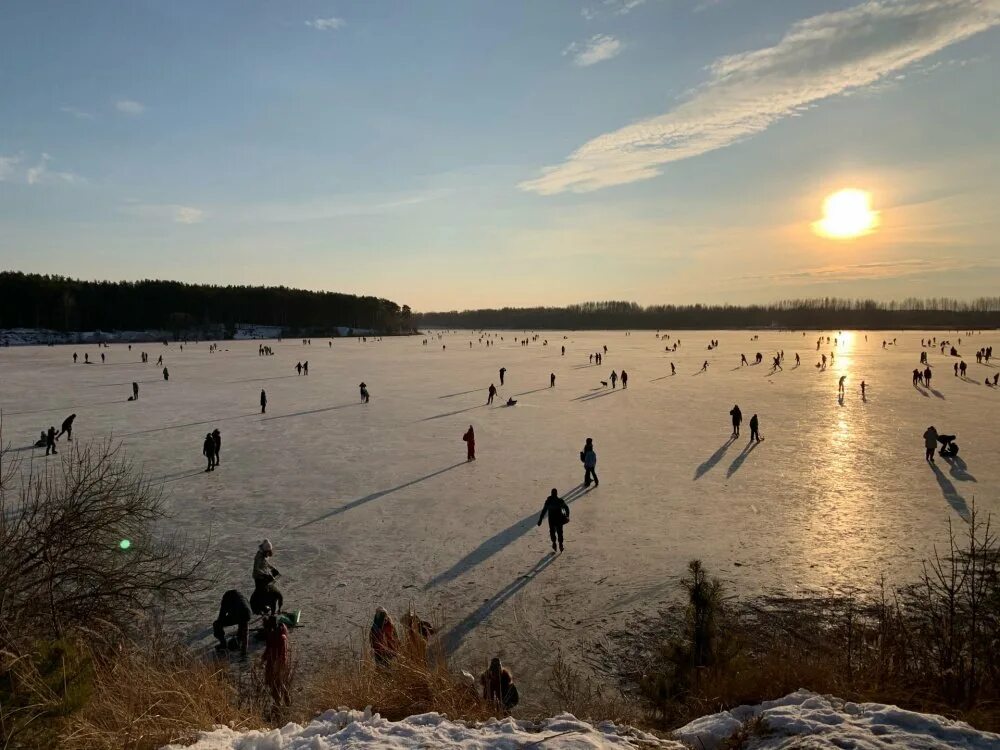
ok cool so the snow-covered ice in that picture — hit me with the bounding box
[166,710,683,750]
[166,691,999,749]
[674,689,999,749]
[1,330,997,682]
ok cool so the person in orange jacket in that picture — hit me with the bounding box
[370,607,399,666]
[463,425,476,461]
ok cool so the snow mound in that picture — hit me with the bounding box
[674,689,999,749]
[165,709,682,749]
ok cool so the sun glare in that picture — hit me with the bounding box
[813,189,879,239]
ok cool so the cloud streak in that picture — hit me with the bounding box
[522,0,1000,194]
[306,17,345,31]
[115,99,146,116]
[124,203,206,224]
[60,105,95,120]
[564,34,623,66]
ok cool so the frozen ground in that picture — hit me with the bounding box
[169,690,999,749]
[1,330,998,686]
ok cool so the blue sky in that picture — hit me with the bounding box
[1,0,998,311]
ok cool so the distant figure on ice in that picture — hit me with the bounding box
[923,426,939,462]
[295,362,302,375]
[610,370,618,388]
[303,361,309,375]
[101,352,105,363]
[370,607,399,667]
[212,429,222,466]
[838,375,847,394]
[749,414,761,443]
[505,397,517,406]
[730,405,742,437]
[252,539,283,615]
[538,488,570,552]
[795,353,800,366]
[34,431,47,448]
[621,370,628,388]
[132,382,139,401]
[582,439,598,487]
[56,413,76,442]
[741,354,748,366]
[73,352,77,363]
[670,363,675,375]
[260,389,267,414]
[561,345,565,356]
[163,367,169,381]
[861,381,867,399]
[203,433,216,472]
[463,425,476,461]
[213,589,250,656]
[360,382,370,403]
[701,360,709,372]
[156,355,162,366]
[550,373,556,387]
[487,384,497,405]
[913,369,921,386]
[924,366,932,387]
[45,426,58,455]
[499,367,506,385]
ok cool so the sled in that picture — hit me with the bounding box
[278,609,302,628]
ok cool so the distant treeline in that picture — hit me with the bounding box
[0,272,413,335]
[416,298,1000,330]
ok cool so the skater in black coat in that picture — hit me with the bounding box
[538,489,570,552]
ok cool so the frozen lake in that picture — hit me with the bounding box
[1,330,997,679]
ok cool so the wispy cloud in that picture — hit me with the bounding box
[246,188,450,223]
[564,34,623,66]
[0,155,21,181]
[22,153,85,186]
[581,0,646,20]
[60,105,95,120]
[737,257,1000,284]
[306,17,345,31]
[523,0,1000,194]
[124,203,206,224]
[115,99,146,116]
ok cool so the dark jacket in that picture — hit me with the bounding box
[218,589,251,623]
[539,494,569,527]
[212,430,221,453]
[749,415,759,431]
[203,435,215,457]
[730,406,742,425]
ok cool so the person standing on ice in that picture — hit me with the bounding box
[550,373,556,388]
[212,429,222,466]
[45,426,58,456]
[162,367,169,381]
[203,433,216,472]
[132,382,139,401]
[295,362,302,375]
[923,426,939,462]
[499,367,506,386]
[748,414,761,443]
[670,362,675,375]
[582,440,598,487]
[487,383,497,405]
[924,366,932,387]
[621,370,628,388]
[538,489,570,552]
[730,405,742,437]
[260,389,267,414]
[838,375,847,394]
[610,370,618,388]
[463,425,476,461]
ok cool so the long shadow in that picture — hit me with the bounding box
[943,455,976,483]
[416,404,486,422]
[726,440,761,478]
[94,379,161,388]
[570,364,598,370]
[260,402,359,422]
[930,462,970,521]
[694,436,737,480]
[440,553,557,654]
[295,462,466,528]
[649,373,676,382]
[512,387,551,397]
[928,387,946,400]
[438,388,483,399]
[154,468,208,485]
[225,374,298,384]
[574,389,624,403]
[120,412,258,437]
[912,383,929,398]
[4,399,126,416]
[425,484,590,590]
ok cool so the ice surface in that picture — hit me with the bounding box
[165,709,683,750]
[1,330,997,684]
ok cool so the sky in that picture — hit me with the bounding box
[1,0,998,312]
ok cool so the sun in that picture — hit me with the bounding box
[812,189,879,239]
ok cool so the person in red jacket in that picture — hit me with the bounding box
[370,607,399,666]
[262,614,290,705]
[463,425,476,461]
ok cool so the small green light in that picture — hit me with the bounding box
[119,539,131,550]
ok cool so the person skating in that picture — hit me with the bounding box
[463,425,476,461]
[213,589,251,657]
[538,488,570,552]
[749,414,761,443]
[45,426,58,455]
[251,539,283,614]
[741,353,748,366]
[487,384,497,405]
[132,382,139,401]
[701,360,709,372]
[370,607,399,667]
[212,429,222,466]
[923,426,939,462]
[163,367,169,381]
[730,405,742,437]
[582,440,598,487]
[56,413,76,442]
[621,370,628,389]
[838,375,847,394]
[499,367,506,386]
[203,433,216,472]
[260,389,267,414]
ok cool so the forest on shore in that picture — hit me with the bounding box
[0,272,413,335]
[416,298,1000,330]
